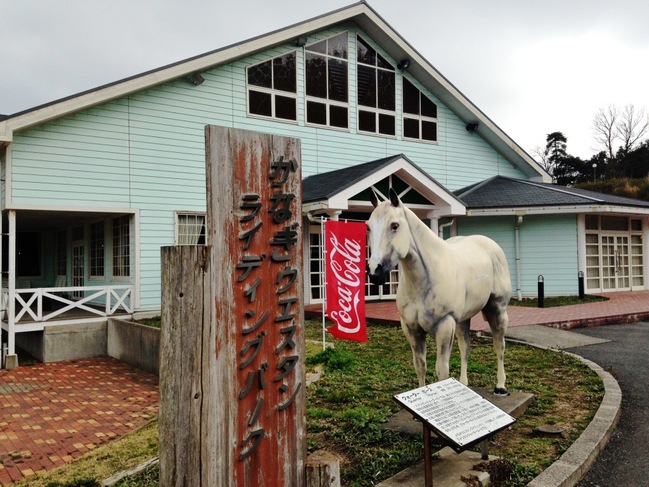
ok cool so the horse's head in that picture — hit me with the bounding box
[366,188,410,285]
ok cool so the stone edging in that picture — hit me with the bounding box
[522,346,622,487]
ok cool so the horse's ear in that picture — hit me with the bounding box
[370,190,379,208]
[389,188,400,207]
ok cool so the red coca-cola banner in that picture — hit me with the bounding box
[325,220,367,342]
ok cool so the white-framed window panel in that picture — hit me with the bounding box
[247,52,297,122]
[305,32,349,129]
[402,77,438,142]
[89,221,105,278]
[356,35,396,136]
[584,215,644,291]
[112,215,130,278]
[176,212,206,245]
[309,230,324,302]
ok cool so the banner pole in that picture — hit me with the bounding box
[321,216,327,351]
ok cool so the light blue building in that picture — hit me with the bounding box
[1,2,648,365]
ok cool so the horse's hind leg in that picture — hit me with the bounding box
[455,320,471,386]
[483,299,509,395]
[400,321,428,387]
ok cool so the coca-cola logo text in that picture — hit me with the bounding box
[328,233,363,333]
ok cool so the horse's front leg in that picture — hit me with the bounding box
[434,314,455,382]
[455,320,471,386]
[400,321,428,387]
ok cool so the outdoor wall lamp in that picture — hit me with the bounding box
[397,59,411,70]
[466,122,479,132]
[189,72,205,86]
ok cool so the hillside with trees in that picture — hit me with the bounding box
[536,104,649,199]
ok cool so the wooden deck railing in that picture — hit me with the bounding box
[2,285,133,324]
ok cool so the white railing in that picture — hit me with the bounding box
[2,285,133,324]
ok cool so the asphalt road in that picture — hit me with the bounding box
[567,322,649,486]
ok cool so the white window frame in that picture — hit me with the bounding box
[304,32,349,130]
[356,35,396,138]
[176,212,206,245]
[112,215,131,279]
[89,220,105,279]
[402,77,438,143]
[246,52,298,123]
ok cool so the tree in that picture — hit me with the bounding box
[531,145,553,176]
[592,104,649,160]
[592,105,619,160]
[617,141,649,178]
[618,105,649,154]
[545,131,567,171]
[544,131,586,185]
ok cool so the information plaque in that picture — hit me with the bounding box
[394,378,516,452]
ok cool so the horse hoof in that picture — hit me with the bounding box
[493,387,509,396]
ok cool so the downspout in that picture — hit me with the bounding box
[515,216,523,301]
[438,219,455,238]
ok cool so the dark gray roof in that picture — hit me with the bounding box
[303,154,404,202]
[455,176,649,209]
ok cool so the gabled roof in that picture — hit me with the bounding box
[455,176,649,215]
[302,154,466,217]
[0,2,549,182]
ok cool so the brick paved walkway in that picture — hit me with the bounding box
[307,290,649,331]
[0,357,158,485]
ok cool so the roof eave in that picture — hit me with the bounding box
[465,204,649,217]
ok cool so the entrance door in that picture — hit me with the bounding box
[72,239,85,299]
[600,235,631,291]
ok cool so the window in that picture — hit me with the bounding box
[305,32,348,129]
[357,36,395,136]
[403,78,438,142]
[247,52,297,121]
[176,213,206,245]
[90,221,105,278]
[112,216,130,278]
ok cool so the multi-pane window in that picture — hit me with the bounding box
[176,213,206,245]
[90,221,105,278]
[112,216,130,278]
[403,78,438,142]
[356,36,395,136]
[247,52,297,121]
[305,32,348,129]
[584,215,644,291]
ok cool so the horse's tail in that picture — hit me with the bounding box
[490,244,512,302]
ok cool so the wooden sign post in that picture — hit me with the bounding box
[160,126,305,486]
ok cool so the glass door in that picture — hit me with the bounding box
[600,235,630,291]
[72,239,85,299]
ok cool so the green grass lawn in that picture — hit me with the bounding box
[22,319,603,487]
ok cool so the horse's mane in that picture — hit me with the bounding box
[401,204,443,246]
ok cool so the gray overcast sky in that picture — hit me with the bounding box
[2,0,648,160]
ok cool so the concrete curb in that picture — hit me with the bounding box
[512,343,622,487]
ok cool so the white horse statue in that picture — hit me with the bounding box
[367,189,511,395]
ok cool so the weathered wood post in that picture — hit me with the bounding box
[160,126,305,486]
[159,245,219,485]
